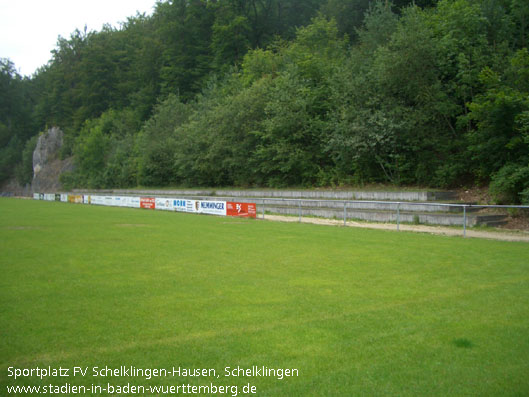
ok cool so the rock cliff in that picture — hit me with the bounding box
[31,127,74,193]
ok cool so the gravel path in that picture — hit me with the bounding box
[263,215,529,242]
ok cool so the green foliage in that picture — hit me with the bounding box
[249,18,346,186]
[327,4,449,185]
[490,163,529,204]
[253,72,325,187]
[173,74,269,186]
[467,49,529,186]
[137,95,192,186]
[472,48,529,203]
[211,14,251,70]
[155,0,215,99]
[159,17,348,187]
[4,0,529,202]
[0,136,22,183]
[14,135,38,185]
[357,1,399,51]
[511,0,529,48]
[320,0,371,39]
[68,109,141,188]
[0,59,36,184]
[241,47,283,86]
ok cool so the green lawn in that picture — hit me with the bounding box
[1,198,528,396]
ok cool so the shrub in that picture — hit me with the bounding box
[489,163,529,204]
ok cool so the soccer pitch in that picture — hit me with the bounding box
[1,198,528,396]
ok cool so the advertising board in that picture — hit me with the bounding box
[186,200,197,213]
[90,195,104,205]
[68,195,83,204]
[112,196,127,207]
[29,193,259,221]
[155,198,175,211]
[128,197,141,208]
[227,202,257,218]
[196,200,226,216]
[172,199,191,212]
[140,197,156,209]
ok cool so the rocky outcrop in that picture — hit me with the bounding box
[33,127,63,176]
[31,127,74,193]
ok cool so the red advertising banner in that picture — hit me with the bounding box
[227,202,257,218]
[140,197,156,209]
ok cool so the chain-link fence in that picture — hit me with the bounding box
[255,198,529,237]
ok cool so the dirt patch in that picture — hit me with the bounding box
[501,212,529,230]
[263,215,529,242]
[456,187,493,204]
[455,187,529,231]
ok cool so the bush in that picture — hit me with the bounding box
[489,163,529,204]
[520,187,529,205]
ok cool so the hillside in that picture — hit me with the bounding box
[1,0,528,203]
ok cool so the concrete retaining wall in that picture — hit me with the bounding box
[70,189,506,227]
[265,206,486,227]
[203,198,466,213]
[73,188,457,202]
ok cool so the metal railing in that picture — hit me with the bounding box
[255,198,529,237]
[33,190,529,237]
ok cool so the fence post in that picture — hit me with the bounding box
[463,205,467,237]
[298,200,301,223]
[343,201,347,226]
[397,202,400,231]
[262,199,265,220]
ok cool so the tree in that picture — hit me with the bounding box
[137,95,193,186]
[467,49,529,202]
[249,17,346,186]
[155,0,215,100]
[0,59,36,183]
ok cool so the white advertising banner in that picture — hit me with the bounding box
[172,198,191,213]
[112,196,126,207]
[155,197,175,211]
[196,200,227,216]
[128,197,141,208]
[32,193,235,220]
[90,195,103,205]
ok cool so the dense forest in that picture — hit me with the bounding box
[1,0,529,203]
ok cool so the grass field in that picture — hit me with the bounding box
[1,198,528,396]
